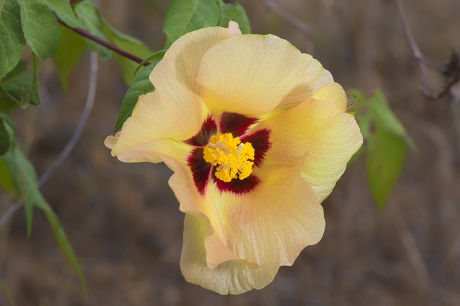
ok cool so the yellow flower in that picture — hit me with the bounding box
[105,21,362,294]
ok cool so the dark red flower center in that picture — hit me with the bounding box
[184,112,271,195]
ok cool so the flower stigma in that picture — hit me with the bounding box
[203,133,255,182]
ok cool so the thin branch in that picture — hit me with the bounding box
[0,203,20,228]
[261,0,315,54]
[0,52,99,227]
[395,0,422,62]
[395,0,459,100]
[39,52,98,185]
[57,18,151,66]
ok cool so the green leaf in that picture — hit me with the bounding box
[114,63,157,132]
[351,89,412,208]
[0,56,40,107]
[74,0,111,61]
[101,18,152,85]
[41,0,82,28]
[28,52,40,105]
[53,25,86,91]
[0,99,17,113]
[0,117,86,297]
[17,0,61,60]
[0,60,32,108]
[0,157,17,197]
[367,90,416,150]
[44,210,87,299]
[133,49,166,76]
[0,118,10,155]
[366,128,406,208]
[163,0,220,48]
[218,2,250,34]
[0,0,25,80]
[368,91,406,137]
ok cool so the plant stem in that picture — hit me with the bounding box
[57,18,151,66]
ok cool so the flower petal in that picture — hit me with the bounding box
[108,92,193,163]
[184,116,217,146]
[197,34,332,116]
[148,22,242,140]
[180,161,325,294]
[219,112,258,136]
[181,214,274,295]
[300,114,363,201]
[188,148,212,195]
[212,172,260,195]
[260,82,363,201]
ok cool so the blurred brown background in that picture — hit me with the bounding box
[1,0,460,305]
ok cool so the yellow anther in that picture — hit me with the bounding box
[203,133,255,182]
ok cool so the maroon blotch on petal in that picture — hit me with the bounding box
[212,171,260,195]
[184,116,217,146]
[188,148,211,195]
[220,112,258,136]
[241,129,271,166]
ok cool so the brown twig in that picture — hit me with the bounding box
[395,0,459,100]
[57,18,151,66]
[261,0,315,54]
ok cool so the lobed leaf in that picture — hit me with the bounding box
[163,0,220,47]
[17,0,61,60]
[0,0,25,81]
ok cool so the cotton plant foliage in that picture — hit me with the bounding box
[105,21,363,294]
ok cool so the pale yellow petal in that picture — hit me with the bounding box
[148,22,242,138]
[197,34,332,116]
[181,214,278,295]
[275,58,333,110]
[204,232,240,269]
[180,161,325,294]
[260,83,363,201]
[107,92,193,164]
[164,156,205,213]
[300,113,363,201]
[213,161,324,267]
